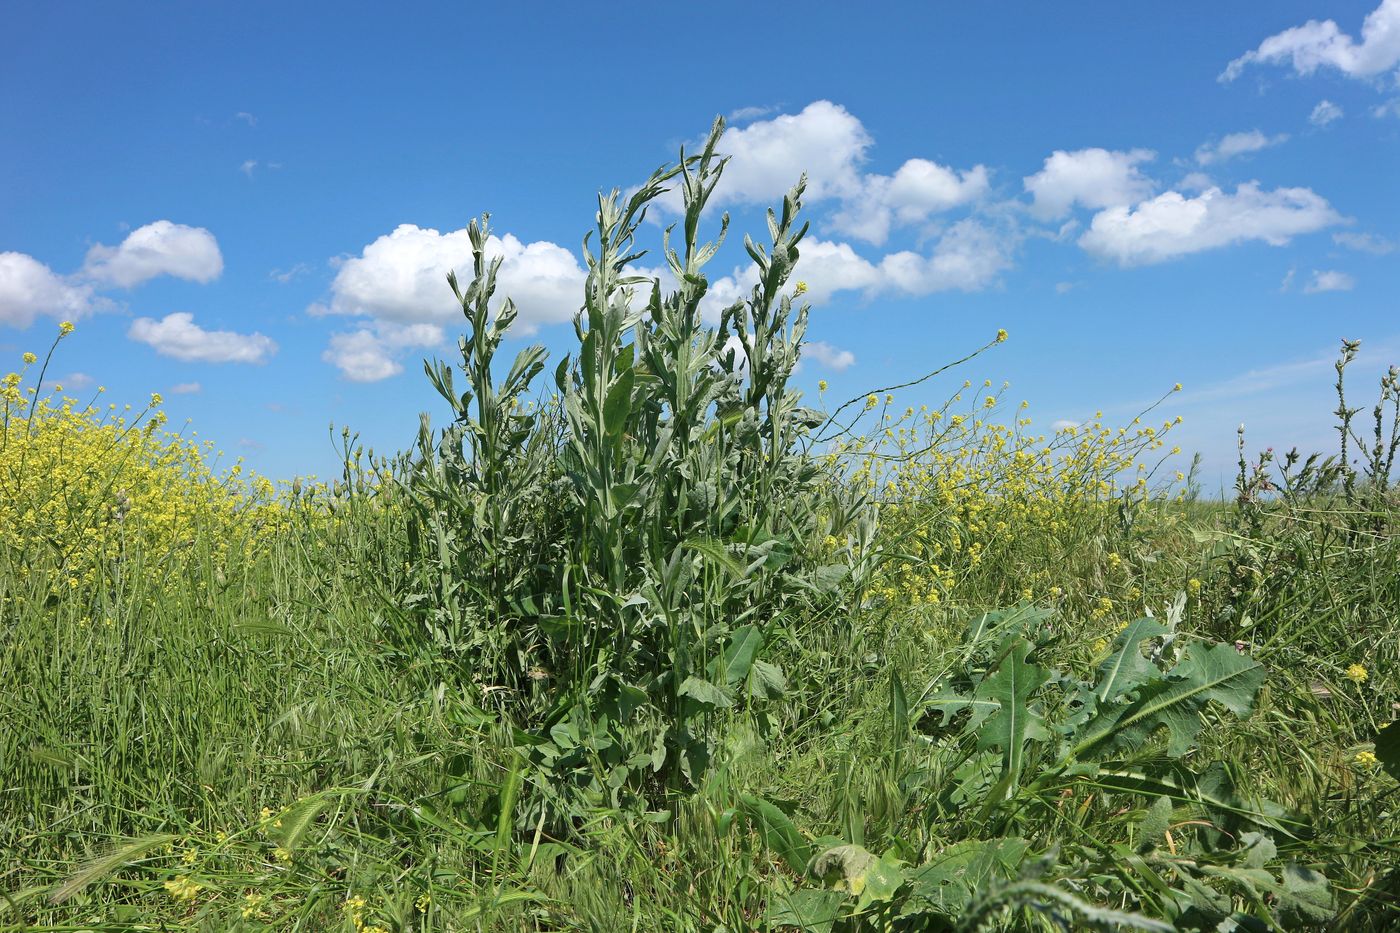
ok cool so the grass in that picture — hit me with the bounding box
[2,122,1398,930]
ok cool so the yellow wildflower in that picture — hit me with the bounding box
[59,320,75,336]
[163,875,201,901]
[1355,750,1378,767]
[22,352,36,364]
[1345,663,1368,684]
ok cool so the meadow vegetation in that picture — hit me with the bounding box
[2,121,1397,931]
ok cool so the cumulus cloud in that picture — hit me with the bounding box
[803,340,856,371]
[83,221,223,288]
[831,158,990,244]
[1023,148,1156,220]
[713,100,872,204]
[704,220,1015,319]
[0,252,102,327]
[650,102,988,248]
[325,223,584,332]
[321,322,444,383]
[128,312,276,363]
[1221,0,1400,82]
[1078,182,1343,265]
[877,218,1015,293]
[1304,269,1356,292]
[1334,230,1396,253]
[1194,130,1288,165]
[170,381,202,394]
[1310,100,1344,125]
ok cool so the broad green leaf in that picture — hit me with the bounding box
[677,675,735,710]
[739,794,810,874]
[972,639,1051,786]
[765,888,843,932]
[748,660,787,700]
[1094,617,1167,703]
[717,623,763,688]
[1074,642,1264,759]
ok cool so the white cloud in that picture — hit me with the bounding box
[1281,267,1297,291]
[60,372,94,390]
[713,100,872,204]
[1310,100,1344,125]
[128,312,276,363]
[1221,0,1400,81]
[322,330,400,382]
[803,340,856,371]
[1194,130,1288,165]
[727,105,776,123]
[706,220,1015,315]
[234,111,257,126]
[1055,281,1074,294]
[831,158,990,245]
[325,223,584,333]
[1023,148,1156,220]
[1334,231,1396,253]
[321,322,443,383]
[170,381,202,394]
[1304,269,1356,292]
[1078,182,1343,265]
[240,160,258,177]
[876,218,1015,294]
[1374,97,1400,117]
[0,252,101,327]
[83,221,223,288]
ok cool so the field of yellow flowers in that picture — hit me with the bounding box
[2,165,1398,930]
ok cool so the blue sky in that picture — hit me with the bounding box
[3,1,1398,486]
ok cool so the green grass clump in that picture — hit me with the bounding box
[2,119,1397,931]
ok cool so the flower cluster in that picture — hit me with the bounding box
[833,380,1185,613]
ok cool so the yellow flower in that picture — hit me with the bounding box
[1345,663,1368,684]
[241,892,267,919]
[1187,578,1202,595]
[150,392,163,406]
[794,280,808,295]
[273,846,292,862]
[1354,750,1378,767]
[163,875,201,902]
[1173,383,1182,392]
[996,328,1008,342]
[818,379,828,392]
[59,320,75,336]
[22,352,37,364]
[865,394,878,409]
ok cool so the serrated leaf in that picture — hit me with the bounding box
[1074,642,1264,759]
[1094,617,1168,703]
[972,639,1051,786]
